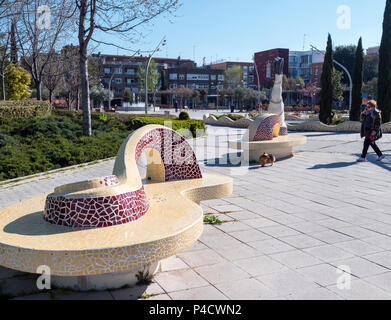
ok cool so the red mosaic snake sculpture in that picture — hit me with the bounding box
[44,125,202,228]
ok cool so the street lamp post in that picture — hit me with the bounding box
[310,45,353,111]
[145,36,167,114]
[108,71,115,110]
[253,55,261,107]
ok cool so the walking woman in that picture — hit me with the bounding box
[357,100,385,162]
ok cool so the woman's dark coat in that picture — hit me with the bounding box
[360,109,383,141]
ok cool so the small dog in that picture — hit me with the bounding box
[259,153,276,167]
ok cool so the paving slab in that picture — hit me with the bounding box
[1,129,391,300]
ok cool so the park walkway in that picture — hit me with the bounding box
[1,126,391,300]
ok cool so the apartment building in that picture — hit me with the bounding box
[289,50,325,84]
[253,49,289,88]
[289,51,312,83]
[367,46,380,55]
[209,61,255,89]
[167,67,225,94]
[93,54,196,104]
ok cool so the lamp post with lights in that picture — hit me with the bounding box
[145,37,167,114]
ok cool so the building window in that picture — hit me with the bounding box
[126,69,135,75]
[114,68,123,74]
[169,83,177,89]
[104,68,111,74]
[211,75,216,81]
[218,75,224,81]
[314,69,319,75]
[179,74,185,80]
[115,78,122,84]
[187,74,209,81]
[198,84,209,89]
[169,73,177,80]
[266,63,271,78]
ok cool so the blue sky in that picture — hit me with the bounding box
[93,0,387,66]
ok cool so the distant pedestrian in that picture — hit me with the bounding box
[174,100,178,113]
[357,100,385,162]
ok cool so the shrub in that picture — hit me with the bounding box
[0,114,128,181]
[0,100,51,120]
[129,117,205,137]
[178,111,190,120]
[213,114,244,121]
[0,113,205,181]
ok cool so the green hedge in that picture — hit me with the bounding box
[0,113,205,182]
[0,100,52,120]
[0,114,129,181]
[129,117,205,138]
[213,114,245,121]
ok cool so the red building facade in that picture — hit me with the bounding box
[254,49,289,88]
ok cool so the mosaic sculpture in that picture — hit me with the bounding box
[228,57,307,163]
[0,125,233,290]
[268,57,288,136]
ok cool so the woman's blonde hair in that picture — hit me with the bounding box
[368,100,377,108]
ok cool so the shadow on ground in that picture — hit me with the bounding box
[308,153,391,172]
[308,162,359,170]
[0,265,151,300]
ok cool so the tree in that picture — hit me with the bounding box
[378,0,391,123]
[217,89,225,107]
[332,69,344,102]
[241,88,260,110]
[42,52,62,103]
[301,84,321,108]
[122,88,133,104]
[283,76,303,91]
[0,30,11,100]
[137,59,160,104]
[364,54,379,82]
[170,85,192,108]
[319,34,334,124]
[363,77,378,99]
[2,61,31,100]
[9,17,17,64]
[334,45,356,85]
[75,0,179,136]
[191,89,200,109]
[233,87,245,111]
[90,85,112,108]
[297,76,305,89]
[199,89,208,104]
[59,45,81,110]
[13,0,75,100]
[225,66,242,89]
[350,37,364,121]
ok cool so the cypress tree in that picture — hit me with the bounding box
[350,37,364,121]
[319,34,334,124]
[10,19,18,64]
[378,0,391,123]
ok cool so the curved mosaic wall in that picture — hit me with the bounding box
[44,186,149,228]
[253,115,281,141]
[44,127,202,228]
[135,128,202,181]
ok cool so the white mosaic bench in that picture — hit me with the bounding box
[0,125,233,290]
[228,114,307,163]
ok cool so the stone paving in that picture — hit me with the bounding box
[1,126,391,300]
